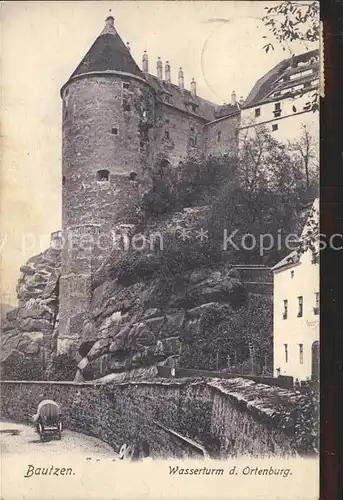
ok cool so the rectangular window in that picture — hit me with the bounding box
[314,292,319,315]
[111,127,118,135]
[122,82,130,90]
[273,102,281,117]
[217,131,221,142]
[283,299,288,319]
[272,124,278,131]
[297,296,303,317]
[291,271,295,279]
[299,344,304,364]
[284,344,288,363]
[255,108,261,117]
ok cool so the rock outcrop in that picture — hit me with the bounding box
[0,243,61,380]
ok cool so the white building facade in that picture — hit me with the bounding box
[272,200,319,382]
[239,50,319,149]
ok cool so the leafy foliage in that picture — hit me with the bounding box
[50,353,77,381]
[262,1,319,50]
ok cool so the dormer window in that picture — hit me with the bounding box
[164,95,172,104]
[96,170,109,182]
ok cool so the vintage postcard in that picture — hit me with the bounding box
[1,1,320,499]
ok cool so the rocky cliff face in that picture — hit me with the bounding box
[0,244,61,380]
[1,209,273,382]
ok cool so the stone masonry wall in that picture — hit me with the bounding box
[205,114,240,157]
[0,377,311,459]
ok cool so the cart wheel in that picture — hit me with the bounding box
[118,443,127,459]
[38,423,44,442]
[123,443,138,462]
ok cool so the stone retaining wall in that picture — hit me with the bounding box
[0,377,310,459]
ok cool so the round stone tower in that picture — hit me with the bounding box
[58,16,155,355]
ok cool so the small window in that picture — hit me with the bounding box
[283,299,288,320]
[297,296,303,317]
[217,131,221,142]
[272,124,278,132]
[129,172,137,182]
[299,344,304,364]
[96,170,109,182]
[189,137,195,147]
[164,130,170,139]
[255,108,261,117]
[123,82,130,90]
[291,270,294,279]
[275,102,281,111]
[190,126,195,132]
[62,176,66,186]
[111,127,118,135]
[284,344,288,363]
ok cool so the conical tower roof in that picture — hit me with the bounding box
[65,16,145,84]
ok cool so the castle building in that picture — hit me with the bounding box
[272,199,319,383]
[239,50,320,144]
[57,16,319,355]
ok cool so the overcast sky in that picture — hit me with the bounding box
[1,1,318,305]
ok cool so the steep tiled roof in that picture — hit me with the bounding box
[214,103,240,119]
[66,17,145,84]
[243,49,319,108]
[145,74,217,121]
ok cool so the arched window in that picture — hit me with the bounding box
[96,170,110,182]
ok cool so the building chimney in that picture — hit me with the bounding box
[157,57,163,80]
[239,96,244,106]
[142,51,149,74]
[178,67,184,89]
[165,61,171,84]
[231,91,236,105]
[190,78,196,98]
[126,42,131,52]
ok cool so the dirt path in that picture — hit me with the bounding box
[0,421,117,458]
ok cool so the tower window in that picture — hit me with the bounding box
[255,108,261,117]
[122,82,130,90]
[96,170,109,182]
[272,124,278,132]
[111,127,118,135]
[129,172,137,182]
